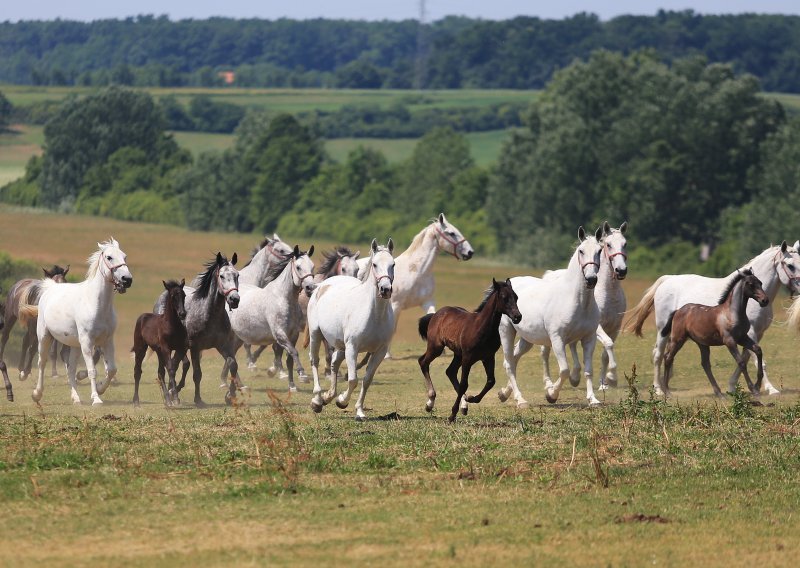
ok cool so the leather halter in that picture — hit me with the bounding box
[265,240,291,259]
[102,252,128,285]
[217,266,239,297]
[775,250,800,290]
[435,225,466,259]
[371,258,393,290]
[291,257,315,289]
[604,242,628,280]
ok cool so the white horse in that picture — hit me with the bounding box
[309,239,395,421]
[497,227,605,407]
[18,239,133,405]
[626,240,800,396]
[227,246,315,392]
[356,213,473,360]
[533,222,629,391]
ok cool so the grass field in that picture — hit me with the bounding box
[1,207,799,565]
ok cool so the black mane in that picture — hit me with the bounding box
[265,254,293,283]
[475,284,497,312]
[194,255,228,299]
[163,279,182,291]
[718,269,752,305]
[318,246,355,276]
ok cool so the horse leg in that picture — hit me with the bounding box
[177,354,190,392]
[49,340,59,377]
[167,350,185,406]
[0,312,13,361]
[275,332,305,392]
[156,351,170,407]
[449,360,473,423]
[323,338,334,380]
[466,354,496,405]
[0,360,13,402]
[581,334,600,406]
[356,352,371,371]
[652,331,670,396]
[739,336,765,393]
[336,343,360,410]
[597,325,618,389]
[568,343,582,387]
[545,337,570,404]
[31,331,53,403]
[190,349,205,408]
[498,320,531,408]
[132,337,146,407]
[418,341,445,412]
[724,340,756,395]
[309,328,325,411]
[64,344,80,405]
[18,327,33,380]
[80,338,104,406]
[354,345,388,421]
[540,345,552,387]
[242,343,256,371]
[322,349,345,406]
[268,344,288,379]
[698,344,724,397]
[94,338,116,398]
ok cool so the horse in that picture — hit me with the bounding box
[155,252,243,406]
[0,298,11,401]
[626,240,800,396]
[532,222,629,391]
[308,239,395,421]
[132,279,188,407]
[1,265,71,380]
[418,278,522,422]
[356,213,474,365]
[496,226,605,407]
[18,239,133,405]
[250,245,360,377]
[661,269,769,396]
[227,245,315,393]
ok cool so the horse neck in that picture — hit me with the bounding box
[749,248,782,301]
[240,248,270,287]
[86,263,116,309]
[360,271,391,313]
[597,255,622,295]
[270,262,300,299]
[565,252,594,307]
[474,293,503,339]
[163,293,182,329]
[396,225,438,276]
[726,281,750,326]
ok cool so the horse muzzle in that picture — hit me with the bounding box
[758,297,769,307]
[461,248,474,261]
[614,267,628,280]
[379,285,393,299]
[304,283,317,297]
[227,292,240,310]
[510,312,522,324]
[585,276,598,289]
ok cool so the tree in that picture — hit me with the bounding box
[0,90,11,131]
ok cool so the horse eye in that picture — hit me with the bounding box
[789,265,796,272]
[106,255,112,260]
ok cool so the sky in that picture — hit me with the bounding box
[4,1,800,23]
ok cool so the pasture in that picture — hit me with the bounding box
[1,206,800,566]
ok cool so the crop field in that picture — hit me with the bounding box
[1,207,800,566]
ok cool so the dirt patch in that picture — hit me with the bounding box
[615,513,671,524]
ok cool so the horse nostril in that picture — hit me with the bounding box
[464,250,474,260]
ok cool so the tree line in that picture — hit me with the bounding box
[2,51,800,273]
[3,12,800,93]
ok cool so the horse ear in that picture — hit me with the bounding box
[293,245,301,258]
[353,251,361,260]
[63,265,70,276]
[578,226,586,241]
[216,252,223,265]
[506,277,512,288]
[163,280,169,290]
[231,252,238,266]
[371,239,378,253]
[619,221,628,234]
[387,238,394,253]
[781,240,788,252]
[307,245,314,258]
[438,213,445,226]
[793,240,800,250]
[273,233,281,241]
[180,278,185,287]
[42,267,52,278]
[492,277,499,289]
[603,221,611,235]
[595,226,603,241]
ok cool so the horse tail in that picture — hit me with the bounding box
[786,295,800,336]
[418,313,434,341]
[303,325,311,349]
[660,311,676,339]
[624,275,670,337]
[17,281,43,326]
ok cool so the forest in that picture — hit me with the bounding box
[3,50,800,272]
[2,12,800,92]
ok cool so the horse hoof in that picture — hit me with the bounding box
[266,367,277,377]
[224,392,234,406]
[247,362,258,372]
[497,389,509,403]
[460,405,468,416]
[279,371,289,380]
[311,401,323,413]
[92,398,103,407]
[31,389,42,403]
[569,376,581,388]
[195,399,207,409]
[765,386,780,395]
[448,414,457,423]
[517,401,530,410]
[588,399,602,407]
[335,398,349,409]
[355,414,366,422]
[18,372,28,382]
[425,402,435,413]
[289,385,298,393]
[598,383,609,391]
[76,370,88,381]
[545,392,558,404]
[605,376,618,388]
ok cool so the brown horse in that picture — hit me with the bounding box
[418,278,522,422]
[1,265,71,380]
[133,279,188,407]
[0,294,11,401]
[661,268,769,396]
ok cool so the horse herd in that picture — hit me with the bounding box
[1,213,799,422]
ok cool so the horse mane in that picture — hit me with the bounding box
[265,254,293,283]
[243,237,276,269]
[475,284,497,312]
[46,265,68,277]
[318,246,355,276]
[717,269,752,305]
[194,255,227,300]
[402,222,436,258]
[163,279,182,291]
[85,238,118,280]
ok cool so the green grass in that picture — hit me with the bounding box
[1,207,800,565]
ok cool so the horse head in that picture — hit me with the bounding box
[494,278,522,324]
[97,238,133,293]
[216,252,240,309]
[163,278,188,320]
[602,221,628,280]
[433,213,474,261]
[740,268,769,308]
[370,238,395,299]
[775,240,800,295]
[43,264,70,283]
[576,226,604,289]
[291,245,316,297]
[338,249,361,277]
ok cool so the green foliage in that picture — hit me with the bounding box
[188,95,246,133]
[0,250,37,293]
[0,155,42,206]
[0,90,11,130]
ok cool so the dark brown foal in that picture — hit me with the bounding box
[418,278,522,422]
[133,279,188,407]
[661,269,769,396]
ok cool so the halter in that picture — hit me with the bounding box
[604,242,628,280]
[217,266,239,297]
[102,252,128,285]
[435,225,467,259]
[265,240,292,260]
[291,257,315,289]
[774,250,800,291]
[371,260,393,290]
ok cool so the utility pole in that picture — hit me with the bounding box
[414,0,427,91]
